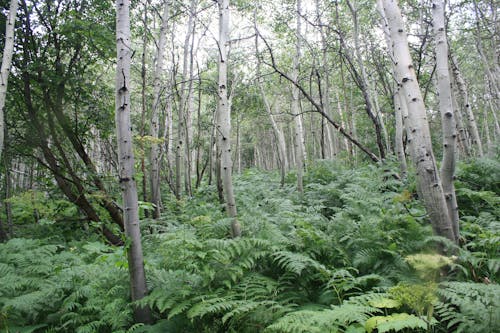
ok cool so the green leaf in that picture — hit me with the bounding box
[365,313,428,333]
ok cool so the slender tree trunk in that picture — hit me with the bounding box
[195,63,204,187]
[473,0,500,105]
[184,18,197,196]
[176,0,197,199]
[150,0,170,218]
[217,0,240,237]
[315,0,334,160]
[292,0,305,193]
[381,0,455,242]
[483,101,493,155]
[450,68,470,158]
[115,0,151,323]
[140,1,149,218]
[236,115,241,174]
[254,20,287,185]
[4,160,13,237]
[394,90,408,177]
[346,0,386,160]
[432,0,459,241]
[450,54,483,156]
[0,0,19,160]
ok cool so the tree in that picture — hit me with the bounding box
[0,0,18,242]
[217,0,241,238]
[380,0,455,243]
[150,0,170,219]
[115,0,151,323]
[13,0,123,245]
[0,0,18,161]
[432,0,459,241]
[291,0,306,193]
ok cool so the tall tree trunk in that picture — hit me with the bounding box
[217,0,241,237]
[432,0,459,241]
[254,19,288,186]
[184,16,197,196]
[450,54,484,156]
[394,90,408,177]
[346,0,386,160]
[292,0,305,193]
[450,68,470,158]
[315,0,334,160]
[150,0,170,218]
[140,1,149,218]
[380,0,455,242]
[0,0,19,160]
[115,0,151,323]
[176,0,197,199]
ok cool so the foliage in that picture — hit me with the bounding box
[0,238,133,333]
[435,282,500,333]
[0,161,498,332]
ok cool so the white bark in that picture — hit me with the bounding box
[450,54,483,156]
[315,0,334,159]
[150,0,170,218]
[450,69,470,157]
[0,0,19,160]
[176,0,197,198]
[432,0,459,241]
[381,0,455,242]
[217,0,241,237]
[115,0,151,322]
[292,0,305,193]
[394,90,408,177]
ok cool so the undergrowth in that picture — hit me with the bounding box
[1,159,498,332]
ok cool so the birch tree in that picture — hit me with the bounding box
[0,0,19,160]
[292,0,305,193]
[380,0,455,242]
[150,0,170,218]
[115,0,151,322]
[450,54,483,156]
[432,0,459,241]
[217,0,241,237]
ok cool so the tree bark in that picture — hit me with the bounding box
[450,54,483,156]
[0,0,19,160]
[150,0,170,218]
[381,0,455,242]
[292,0,305,193]
[432,0,459,241]
[394,90,408,177]
[346,0,386,160]
[115,0,151,323]
[217,0,241,237]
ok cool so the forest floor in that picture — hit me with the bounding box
[1,159,499,332]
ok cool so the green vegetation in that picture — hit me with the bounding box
[1,160,498,332]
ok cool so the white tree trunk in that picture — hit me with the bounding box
[450,54,484,156]
[217,0,241,237]
[432,0,459,241]
[0,0,19,160]
[381,0,455,242]
[394,90,408,177]
[292,0,305,193]
[176,0,197,198]
[150,0,170,218]
[115,0,151,322]
[450,69,471,157]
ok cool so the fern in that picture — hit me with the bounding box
[436,282,500,333]
[365,313,429,333]
[265,303,378,333]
